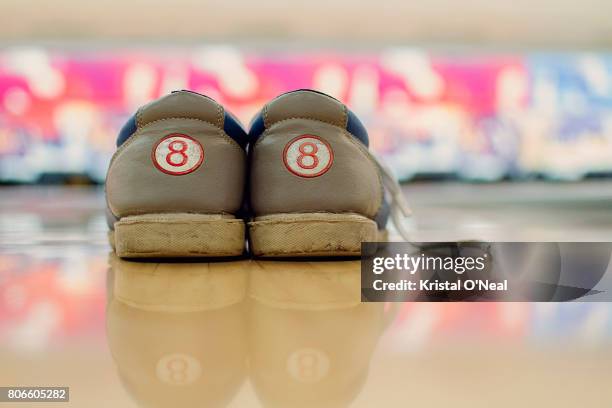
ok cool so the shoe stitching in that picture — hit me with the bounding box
[252,117,384,219]
[106,117,245,216]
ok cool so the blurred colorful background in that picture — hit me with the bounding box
[1,46,612,182]
[1,0,612,406]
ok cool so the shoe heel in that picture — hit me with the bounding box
[112,213,245,258]
[248,213,378,257]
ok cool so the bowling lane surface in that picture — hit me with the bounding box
[1,183,611,407]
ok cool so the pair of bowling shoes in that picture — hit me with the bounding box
[105,89,410,258]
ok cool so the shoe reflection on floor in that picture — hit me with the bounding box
[248,260,387,408]
[106,255,249,408]
[106,256,390,407]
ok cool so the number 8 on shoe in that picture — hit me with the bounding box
[105,90,248,258]
[247,90,396,257]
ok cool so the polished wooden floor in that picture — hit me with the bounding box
[1,182,611,407]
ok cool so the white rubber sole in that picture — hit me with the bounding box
[248,212,382,257]
[110,213,245,258]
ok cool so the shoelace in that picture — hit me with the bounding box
[371,153,413,241]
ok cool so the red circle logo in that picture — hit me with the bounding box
[152,134,204,176]
[283,135,334,178]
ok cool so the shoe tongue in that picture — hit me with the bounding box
[264,90,348,129]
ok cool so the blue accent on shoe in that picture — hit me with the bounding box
[223,111,248,148]
[116,108,248,149]
[170,90,248,147]
[248,111,266,141]
[116,113,137,147]
[346,109,369,147]
[247,89,369,147]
